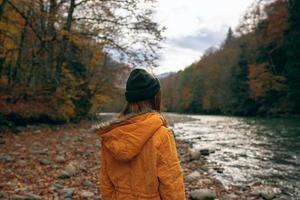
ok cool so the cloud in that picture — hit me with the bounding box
[153,43,201,74]
[153,0,254,74]
[168,28,227,52]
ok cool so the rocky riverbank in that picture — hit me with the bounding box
[0,115,285,200]
[176,139,284,200]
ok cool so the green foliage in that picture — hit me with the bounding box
[284,0,300,113]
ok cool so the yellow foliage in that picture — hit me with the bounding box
[248,63,287,99]
[90,94,112,113]
[0,21,19,34]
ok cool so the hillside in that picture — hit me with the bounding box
[161,0,300,116]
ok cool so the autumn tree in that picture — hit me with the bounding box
[0,0,163,124]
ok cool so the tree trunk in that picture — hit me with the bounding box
[45,0,57,81]
[54,0,76,86]
[0,0,9,79]
[0,0,9,20]
[13,16,28,85]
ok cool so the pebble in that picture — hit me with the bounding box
[200,149,210,156]
[29,149,47,155]
[15,187,29,193]
[251,186,281,199]
[58,163,77,179]
[186,171,201,182]
[0,155,13,162]
[39,158,52,165]
[0,139,5,145]
[58,188,75,198]
[75,137,84,142]
[80,190,94,198]
[79,163,87,172]
[223,193,239,200]
[198,178,213,186]
[19,160,27,166]
[58,170,71,179]
[190,189,216,200]
[10,195,27,200]
[82,180,93,187]
[0,191,8,198]
[50,183,64,191]
[53,197,59,200]
[25,193,42,200]
[213,167,224,173]
[199,165,209,172]
[15,143,22,147]
[54,155,66,163]
[65,163,76,176]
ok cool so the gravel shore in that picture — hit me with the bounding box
[0,115,284,199]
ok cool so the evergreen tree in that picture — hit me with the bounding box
[284,0,300,113]
[224,27,234,45]
[228,43,256,115]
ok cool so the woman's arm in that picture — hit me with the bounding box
[100,144,115,199]
[157,128,186,200]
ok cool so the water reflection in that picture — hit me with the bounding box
[171,115,300,199]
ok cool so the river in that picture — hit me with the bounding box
[168,114,300,199]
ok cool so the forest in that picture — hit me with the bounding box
[0,0,163,127]
[0,0,299,129]
[161,0,300,116]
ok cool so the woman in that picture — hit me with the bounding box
[96,68,185,200]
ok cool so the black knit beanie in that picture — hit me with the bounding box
[125,68,160,102]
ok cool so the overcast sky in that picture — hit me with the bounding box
[153,0,254,74]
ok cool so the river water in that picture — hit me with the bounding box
[169,114,300,199]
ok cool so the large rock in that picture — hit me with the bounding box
[185,171,201,182]
[190,189,216,200]
[189,149,201,161]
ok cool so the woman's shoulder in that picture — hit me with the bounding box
[152,125,175,147]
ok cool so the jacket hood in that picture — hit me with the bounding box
[95,111,167,161]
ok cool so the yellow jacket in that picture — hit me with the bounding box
[96,112,185,200]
